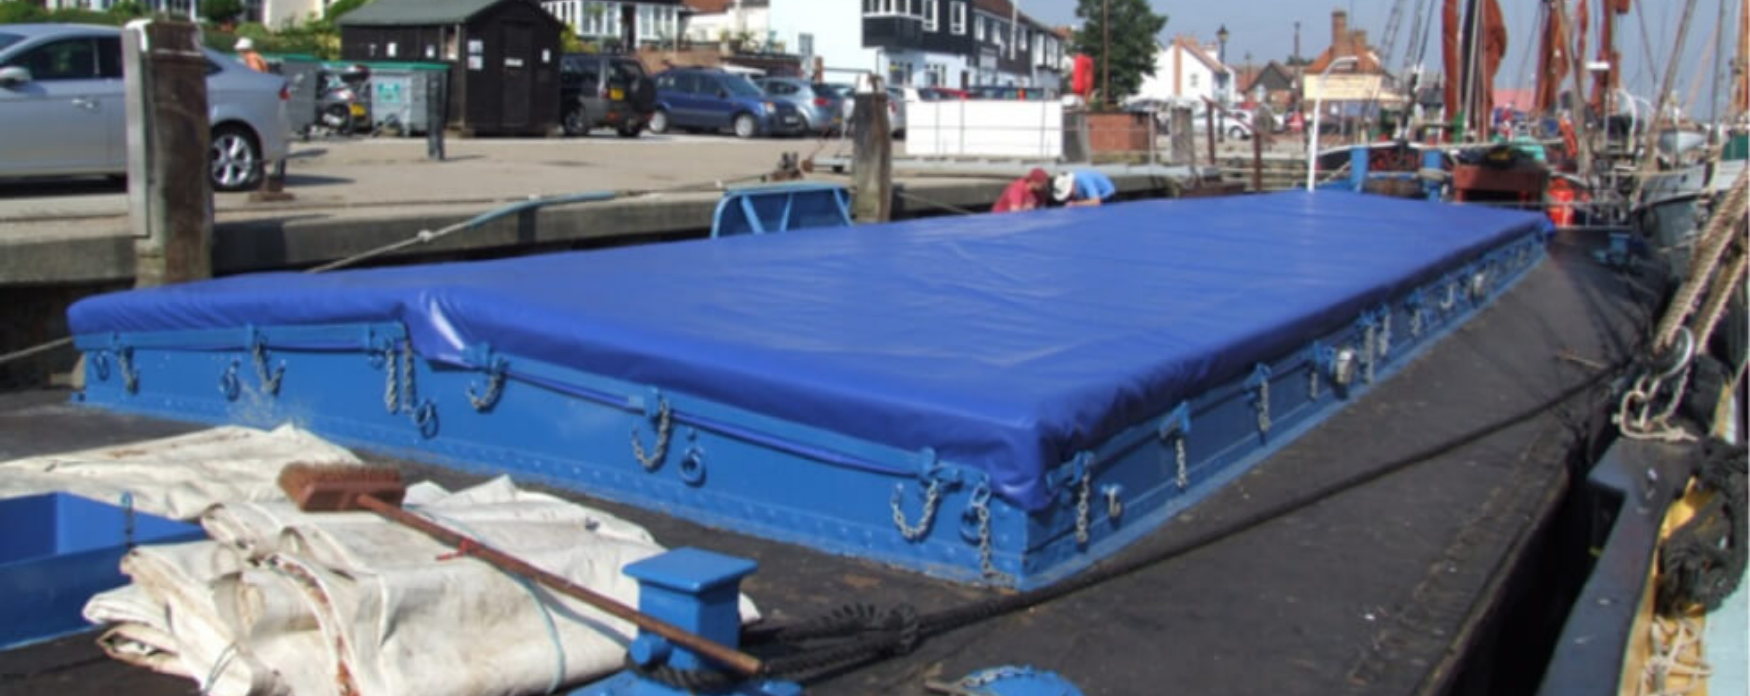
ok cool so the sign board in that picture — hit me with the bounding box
[905,100,1064,159]
[1300,74,1406,103]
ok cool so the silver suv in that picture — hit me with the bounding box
[0,24,290,191]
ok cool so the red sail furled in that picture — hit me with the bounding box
[1534,1,1570,113]
[1443,0,1463,124]
[1593,0,1629,109]
[1480,0,1508,128]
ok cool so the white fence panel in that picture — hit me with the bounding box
[905,100,1063,159]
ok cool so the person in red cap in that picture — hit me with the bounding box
[992,168,1050,213]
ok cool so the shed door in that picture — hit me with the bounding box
[500,20,531,129]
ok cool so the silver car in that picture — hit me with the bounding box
[755,77,843,135]
[0,24,290,191]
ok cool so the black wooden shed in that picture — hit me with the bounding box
[340,0,564,136]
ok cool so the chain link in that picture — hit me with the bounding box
[467,365,507,411]
[382,345,400,413]
[1309,361,1322,400]
[1378,312,1393,357]
[1363,324,1377,384]
[630,398,673,471]
[252,342,284,395]
[401,340,417,412]
[890,479,942,540]
[116,348,139,394]
[1409,305,1424,338]
[1074,467,1093,545]
[976,501,998,579]
[1175,435,1189,490]
[1255,377,1272,434]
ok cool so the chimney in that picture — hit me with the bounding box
[1331,9,1347,48]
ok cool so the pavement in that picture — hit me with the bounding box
[0,133,853,228]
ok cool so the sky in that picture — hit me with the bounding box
[1016,0,1743,118]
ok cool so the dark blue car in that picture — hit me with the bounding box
[649,69,804,139]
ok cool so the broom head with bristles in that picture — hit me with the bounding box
[278,463,407,512]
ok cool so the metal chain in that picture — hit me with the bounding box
[976,500,998,578]
[382,345,400,413]
[890,479,943,540]
[1309,363,1322,400]
[1378,312,1393,357]
[1409,306,1424,338]
[1363,324,1378,384]
[1255,377,1272,434]
[116,349,139,394]
[252,342,284,395]
[1074,471,1092,545]
[630,398,672,470]
[401,340,417,412]
[467,366,507,411]
[1175,436,1189,490]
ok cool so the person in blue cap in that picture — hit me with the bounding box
[1051,170,1117,207]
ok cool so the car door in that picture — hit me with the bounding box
[0,35,114,176]
[671,72,702,127]
[695,74,728,129]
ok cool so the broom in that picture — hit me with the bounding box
[276,463,765,677]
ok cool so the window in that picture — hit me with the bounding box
[975,15,984,41]
[1189,73,1199,89]
[923,0,938,31]
[798,33,814,59]
[97,36,121,78]
[8,38,99,81]
[656,74,676,90]
[950,2,965,34]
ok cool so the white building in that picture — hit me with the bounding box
[1134,35,1232,105]
[544,0,685,48]
[769,0,875,77]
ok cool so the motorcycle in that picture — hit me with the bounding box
[314,64,372,136]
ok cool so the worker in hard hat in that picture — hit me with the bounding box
[235,38,269,73]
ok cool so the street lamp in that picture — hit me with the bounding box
[1305,55,1358,191]
[1216,24,1229,104]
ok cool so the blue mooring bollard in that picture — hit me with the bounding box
[569,548,800,696]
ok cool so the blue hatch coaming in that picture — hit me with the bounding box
[68,191,1550,587]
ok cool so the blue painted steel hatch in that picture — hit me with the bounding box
[66,191,1551,588]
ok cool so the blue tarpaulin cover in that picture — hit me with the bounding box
[69,192,1548,511]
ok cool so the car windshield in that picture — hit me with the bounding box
[0,33,21,52]
[720,75,762,97]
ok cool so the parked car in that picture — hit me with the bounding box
[559,53,656,137]
[755,77,842,135]
[0,24,289,192]
[649,68,804,138]
[1189,104,1255,140]
[968,85,1054,101]
[899,86,965,102]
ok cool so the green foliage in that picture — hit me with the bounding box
[201,0,242,24]
[0,1,47,24]
[559,31,587,54]
[106,1,146,18]
[1073,0,1166,105]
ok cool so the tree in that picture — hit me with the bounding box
[201,0,242,25]
[1072,0,1166,106]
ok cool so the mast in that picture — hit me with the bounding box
[1736,0,1749,116]
[1632,0,1701,200]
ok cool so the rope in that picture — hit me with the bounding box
[1654,167,1748,351]
[740,356,1631,679]
[0,336,74,367]
[1690,250,1747,352]
[1656,439,1749,616]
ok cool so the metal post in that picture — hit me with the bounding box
[427,70,447,161]
[124,19,211,288]
[1147,110,1157,165]
[1205,109,1217,166]
[1306,56,1358,191]
[852,79,893,223]
[1252,127,1264,192]
[1171,107,1193,165]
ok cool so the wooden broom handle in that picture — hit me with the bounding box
[355,495,765,677]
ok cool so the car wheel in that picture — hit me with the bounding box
[562,106,588,136]
[733,113,758,139]
[1228,126,1248,140]
[210,125,262,192]
[649,109,670,134]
